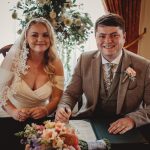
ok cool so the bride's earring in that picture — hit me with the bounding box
[18,40,30,74]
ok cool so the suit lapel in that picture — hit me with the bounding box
[117,49,132,114]
[91,51,101,110]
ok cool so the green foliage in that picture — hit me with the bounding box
[11,0,93,81]
[79,139,88,150]
[103,138,111,150]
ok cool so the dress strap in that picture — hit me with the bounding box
[53,75,64,90]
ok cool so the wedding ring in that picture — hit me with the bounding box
[19,117,22,122]
[18,114,21,119]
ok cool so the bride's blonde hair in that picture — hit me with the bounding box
[25,17,59,83]
[0,17,60,106]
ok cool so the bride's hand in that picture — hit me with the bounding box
[12,108,30,121]
[28,106,48,119]
[25,144,30,150]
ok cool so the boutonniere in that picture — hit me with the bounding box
[122,67,136,83]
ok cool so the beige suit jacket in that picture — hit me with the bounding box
[58,49,150,127]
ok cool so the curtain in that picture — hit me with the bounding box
[103,0,141,53]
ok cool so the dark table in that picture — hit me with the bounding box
[0,117,150,150]
[0,117,52,150]
[91,117,150,150]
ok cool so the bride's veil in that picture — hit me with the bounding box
[0,17,59,106]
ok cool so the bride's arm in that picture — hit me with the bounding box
[2,100,29,121]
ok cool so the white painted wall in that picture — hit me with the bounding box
[138,0,150,60]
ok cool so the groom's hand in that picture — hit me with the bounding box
[55,107,71,123]
[108,117,135,134]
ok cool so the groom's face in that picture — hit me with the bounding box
[95,25,126,61]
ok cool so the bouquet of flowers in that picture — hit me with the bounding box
[15,120,111,150]
[15,120,88,150]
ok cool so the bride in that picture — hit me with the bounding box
[0,17,64,121]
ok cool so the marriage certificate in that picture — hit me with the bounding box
[69,120,97,142]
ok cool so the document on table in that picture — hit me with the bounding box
[69,120,97,142]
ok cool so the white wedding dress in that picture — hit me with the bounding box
[0,76,64,117]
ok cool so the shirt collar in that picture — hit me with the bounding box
[101,50,122,65]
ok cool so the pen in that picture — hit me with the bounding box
[64,107,71,116]
[65,107,69,114]
[122,74,129,83]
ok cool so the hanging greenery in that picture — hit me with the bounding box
[11,0,93,81]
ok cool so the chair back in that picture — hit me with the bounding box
[0,44,13,57]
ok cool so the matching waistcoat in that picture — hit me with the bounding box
[94,61,122,117]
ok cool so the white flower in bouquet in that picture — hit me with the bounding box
[74,19,82,26]
[36,0,51,5]
[64,18,73,26]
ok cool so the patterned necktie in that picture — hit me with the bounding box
[104,63,115,95]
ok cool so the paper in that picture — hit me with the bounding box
[69,120,97,142]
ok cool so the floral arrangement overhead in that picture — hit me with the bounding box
[15,120,110,150]
[11,0,93,80]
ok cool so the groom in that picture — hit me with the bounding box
[55,13,150,134]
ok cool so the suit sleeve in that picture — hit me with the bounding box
[126,63,150,127]
[57,54,83,110]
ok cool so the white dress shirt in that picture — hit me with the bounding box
[101,51,123,79]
